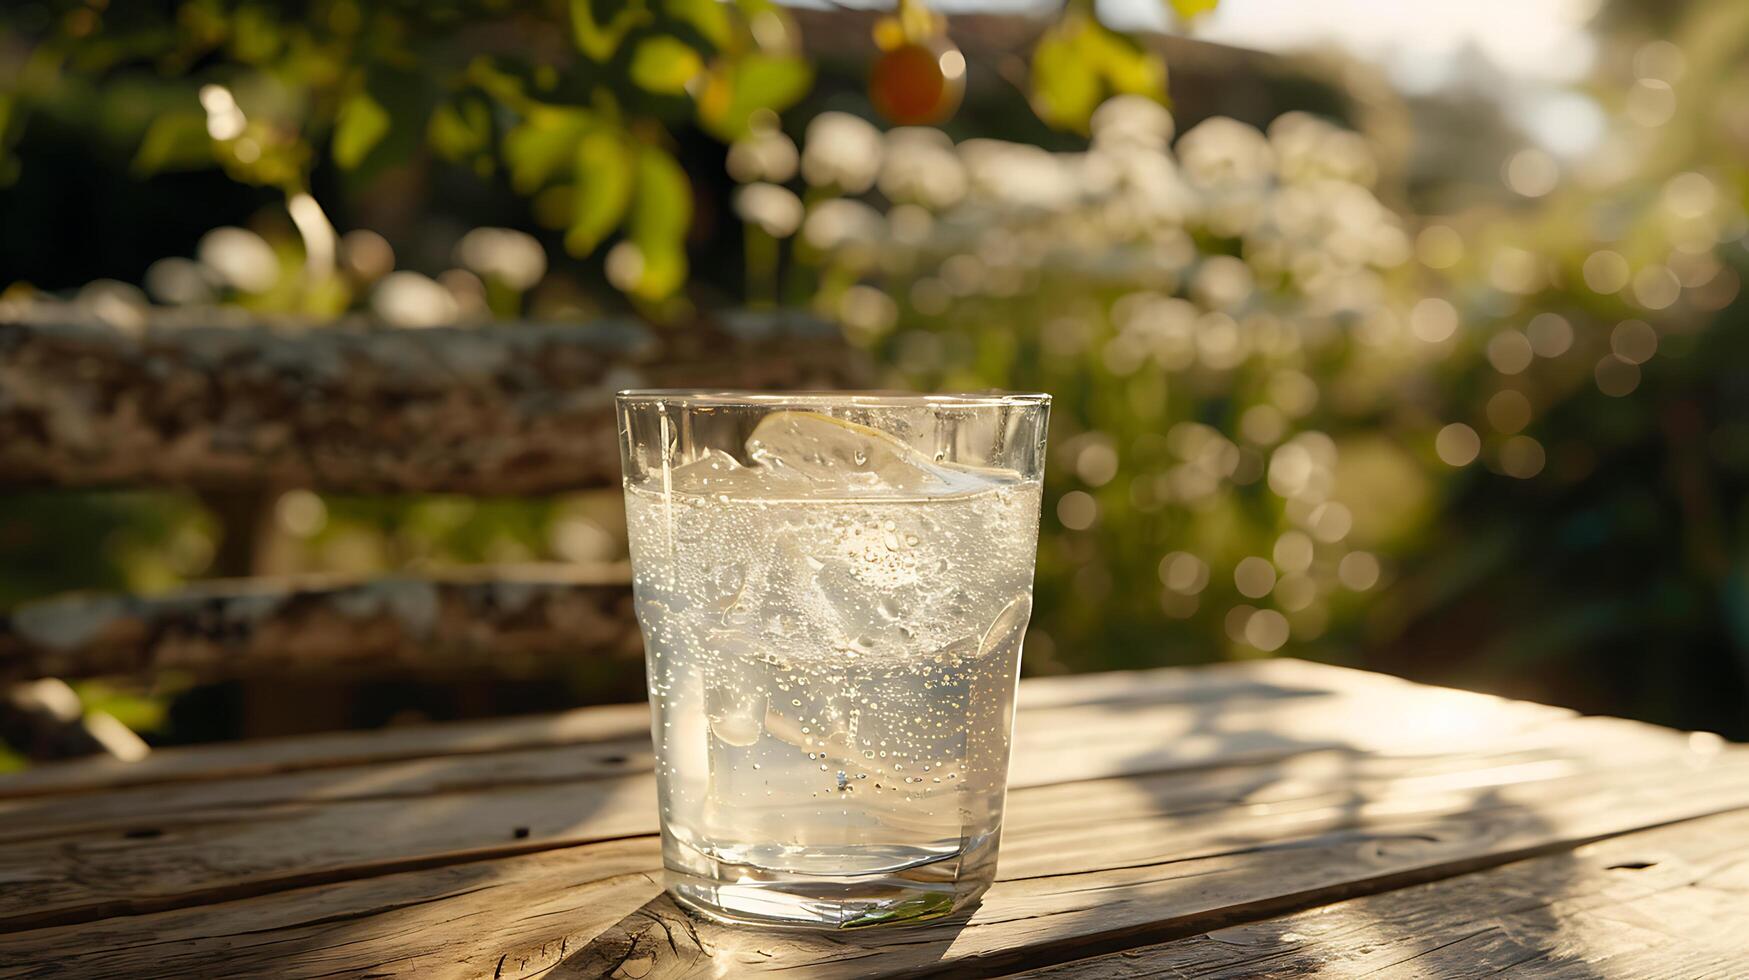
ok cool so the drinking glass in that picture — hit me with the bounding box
[616,390,1049,928]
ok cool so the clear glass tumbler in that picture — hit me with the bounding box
[616,390,1049,928]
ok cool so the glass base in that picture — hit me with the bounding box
[664,835,996,929]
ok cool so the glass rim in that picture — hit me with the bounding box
[615,389,1051,409]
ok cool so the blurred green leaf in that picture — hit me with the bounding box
[504,107,592,193]
[74,681,170,735]
[627,142,691,298]
[665,0,733,49]
[631,37,704,95]
[333,90,390,170]
[697,53,811,140]
[229,4,285,63]
[566,125,633,256]
[1087,25,1167,97]
[131,110,212,174]
[336,68,436,182]
[428,94,494,163]
[1167,0,1220,21]
[1031,12,1166,133]
[570,0,653,61]
[1031,24,1103,133]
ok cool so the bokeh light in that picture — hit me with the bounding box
[1436,424,1483,467]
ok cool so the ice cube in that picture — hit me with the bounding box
[668,448,756,494]
[812,555,923,657]
[706,682,766,747]
[978,594,1033,658]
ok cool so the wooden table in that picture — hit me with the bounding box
[1,659,1744,977]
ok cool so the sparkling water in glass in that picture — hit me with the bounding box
[616,391,1049,928]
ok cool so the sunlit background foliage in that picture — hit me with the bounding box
[2,0,1747,755]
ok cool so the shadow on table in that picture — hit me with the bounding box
[996,690,1617,977]
[523,666,1616,977]
[448,669,1622,976]
[178,664,1620,978]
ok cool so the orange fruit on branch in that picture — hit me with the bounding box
[870,38,965,126]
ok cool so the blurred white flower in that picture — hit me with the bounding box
[727,127,799,184]
[1177,117,1275,190]
[887,203,934,246]
[1195,311,1247,370]
[372,271,460,328]
[960,139,1077,212]
[801,111,883,192]
[838,284,898,343]
[604,241,645,292]
[438,268,490,317]
[1091,96,1175,152]
[802,198,884,251]
[75,280,149,331]
[1269,112,1377,187]
[1502,147,1558,198]
[734,183,804,238]
[1192,255,1254,311]
[144,257,215,306]
[197,226,280,293]
[199,84,246,141]
[1489,247,1542,294]
[1409,297,1460,343]
[1663,171,1717,219]
[1105,147,1193,227]
[286,192,337,280]
[1625,78,1675,128]
[454,227,547,291]
[879,128,967,209]
[340,229,395,283]
[551,516,615,563]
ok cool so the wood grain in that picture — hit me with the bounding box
[0,662,1738,979]
[0,664,1580,931]
[0,700,653,800]
[0,658,1446,799]
[0,731,1739,977]
[545,743,1749,980]
[0,837,670,980]
[1016,805,1749,979]
[0,307,863,496]
[0,564,640,684]
[0,663,1597,852]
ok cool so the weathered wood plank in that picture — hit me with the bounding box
[0,662,1728,974]
[0,307,864,495]
[0,664,1584,931]
[0,698,653,800]
[0,725,1739,977]
[519,745,1749,980]
[1015,804,1749,979]
[0,564,639,684]
[0,654,1406,801]
[0,837,670,980]
[0,659,1584,843]
[1010,657,1411,709]
[0,708,1724,944]
[0,683,1599,842]
[0,660,1722,976]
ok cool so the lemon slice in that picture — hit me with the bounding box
[745,410,1026,494]
[746,411,938,489]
